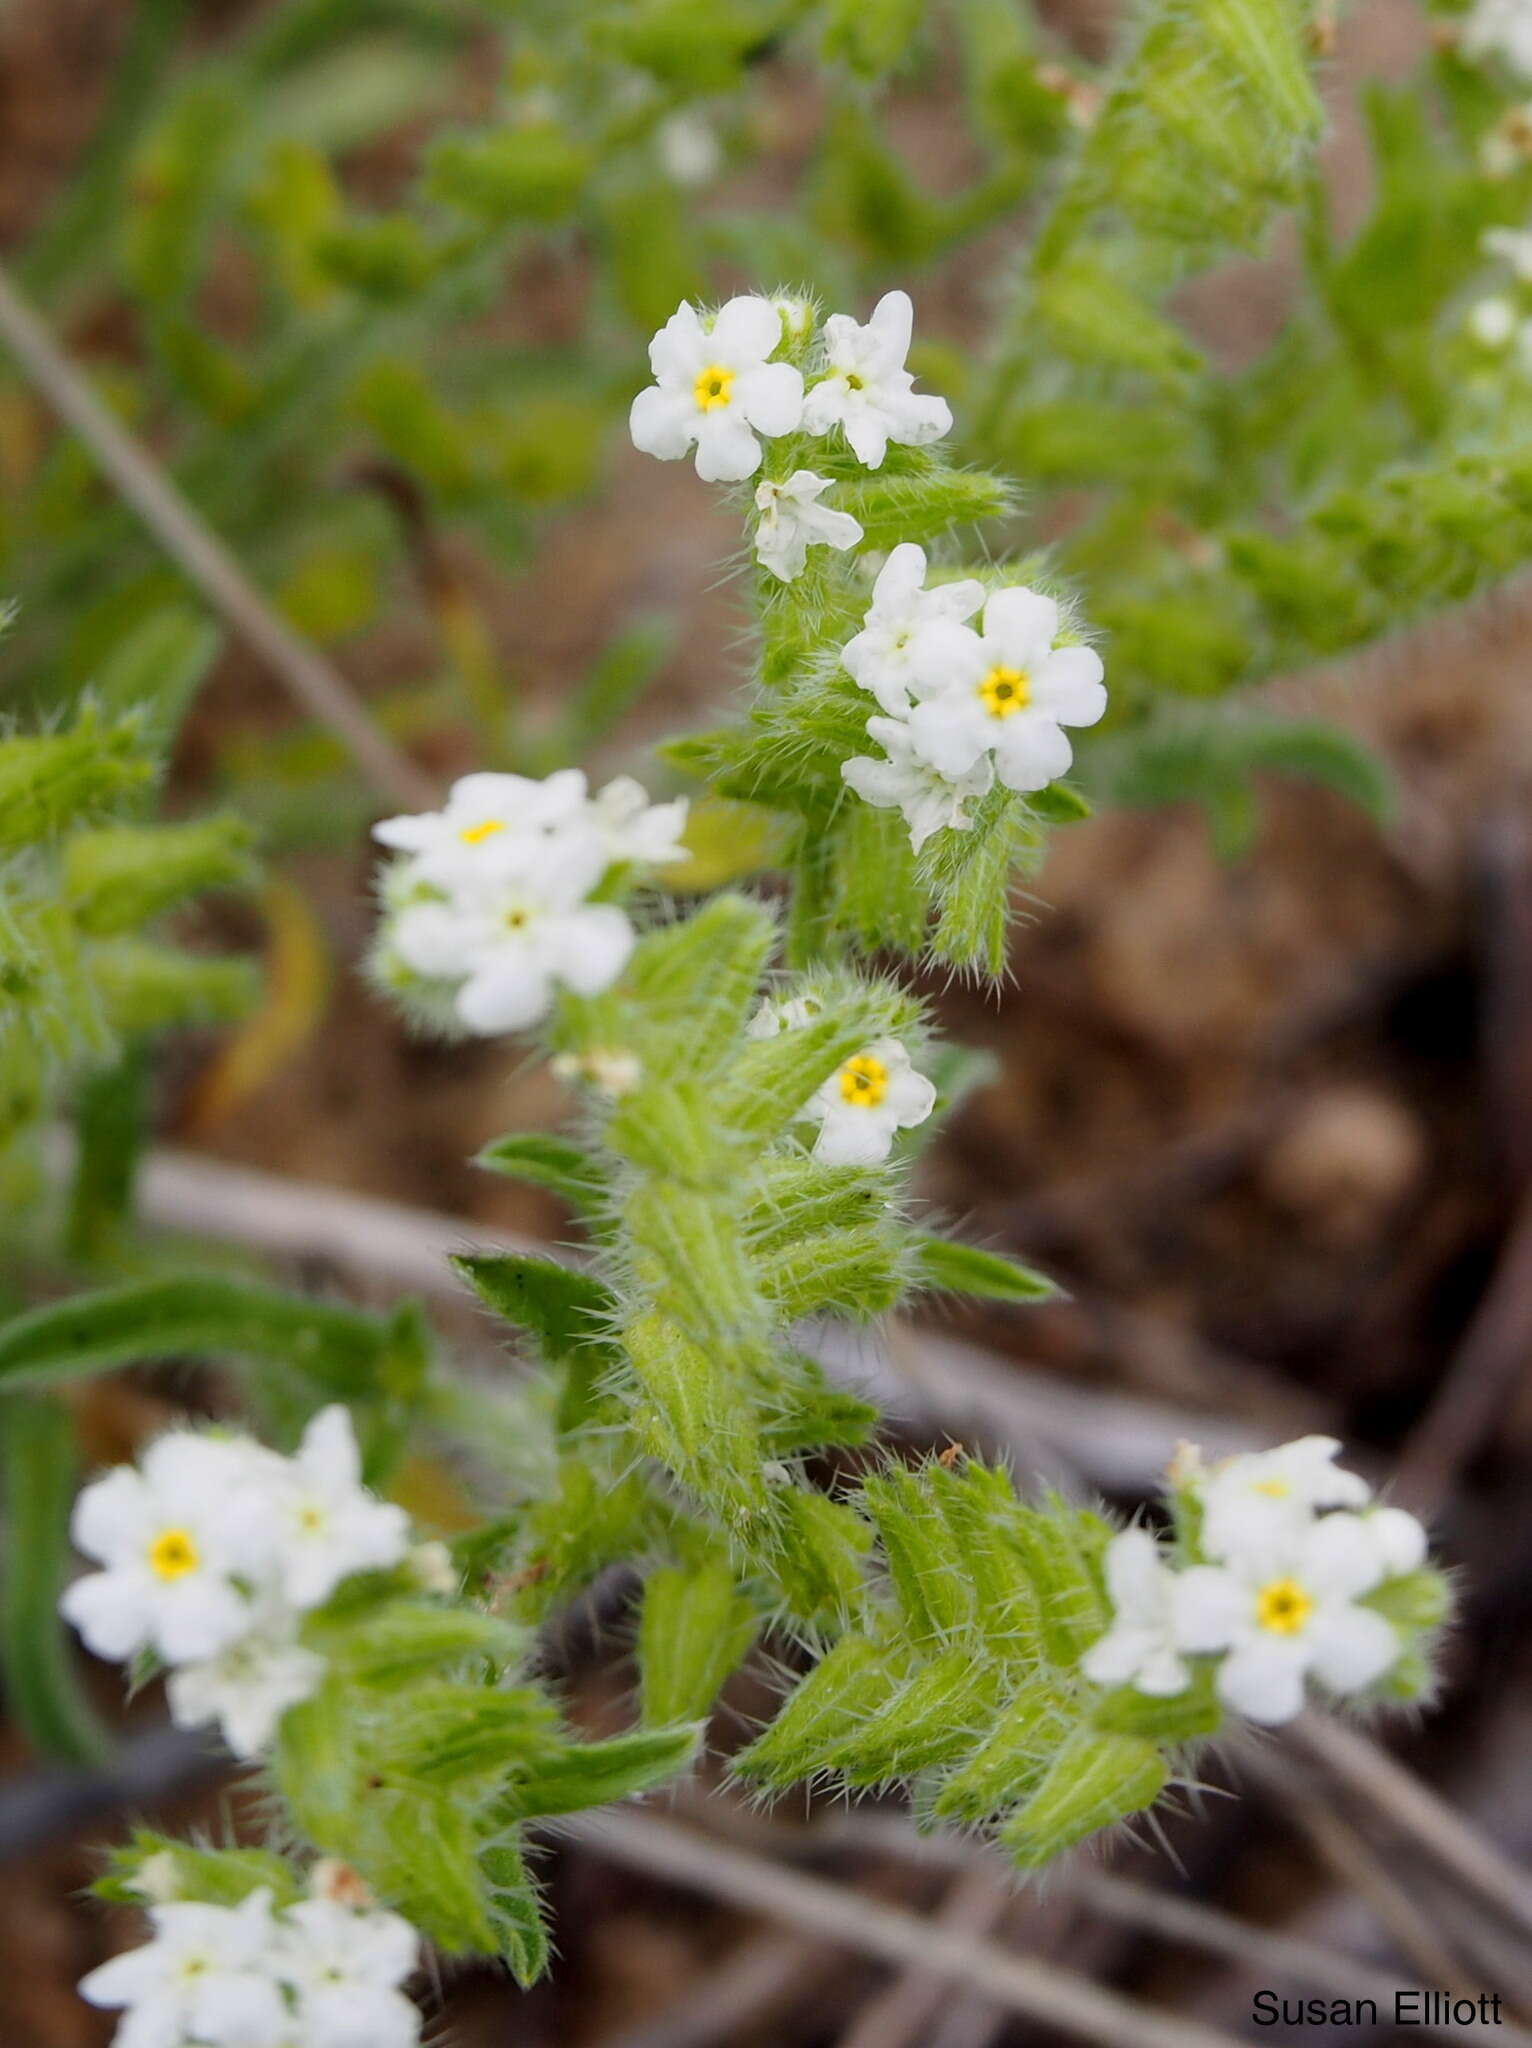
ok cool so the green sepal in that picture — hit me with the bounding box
[929,1678,1071,1823]
[372,1682,561,1786]
[94,1836,302,1911]
[999,1730,1168,1868]
[1090,1662,1222,1741]
[482,1833,550,1987]
[317,1602,525,1686]
[63,814,256,935]
[733,1635,906,1788]
[639,1559,759,1727]
[495,1724,702,1822]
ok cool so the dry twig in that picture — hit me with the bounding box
[0,261,434,808]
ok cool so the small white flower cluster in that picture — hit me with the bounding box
[1462,0,1532,80]
[1083,1437,1435,1726]
[749,995,936,1165]
[840,545,1107,851]
[374,769,688,1038]
[81,1876,422,2048]
[629,288,952,581]
[61,1407,409,1758]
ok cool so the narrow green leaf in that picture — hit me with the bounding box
[498,1723,701,1821]
[911,1234,1058,1303]
[0,1396,112,1764]
[452,1252,620,1368]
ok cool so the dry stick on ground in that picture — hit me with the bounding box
[1292,1713,1532,1939]
[755,1808,1532,2048]
[560,1809,1245,2048]
[834,1863,1014,2048]
[600,1932,843,2048]
[0,261,435,810]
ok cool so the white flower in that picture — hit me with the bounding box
[841,543,985,716]
[391,860,636,1037]
[60,1435,275,1667]
[753,470,863,582]
[276,1899,420,2048]
[1358,1504,1429,1578]
[1171,1512,1402,1724]
[806,1038,936,1166]
[1483,224,1532,280]
[906,587,1107,795]
[1081,1529,1191,1697]
[373,770,594,893]
[589,776,690,866]
[268,1407,409,1613]
[842,715,993,851]
[746,993,825,1039]
[801,290,952,469]
[656,110,721,187]
[79,1889,287,2048]
[629,296,803,482]
[407,1539,459,1596]
[1470,294,1518,348]
[1463,0,1532,80]
[1197,1434,1370,1563]
[166,1609,326,1758]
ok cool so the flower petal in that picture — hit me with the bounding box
[1306,1603,1400,1695]
[736,362,805,437]
[710,293,781,364]
[455,956,553,1036]
[629,384,697,462]
[981,587,1059,667]
[992,713,1074,793]
[1216,1636,1309,1724]
[693,412,763,482]
[1032,646,1107,727]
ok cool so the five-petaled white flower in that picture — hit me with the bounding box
[1462,0,1532,80]
[60,1434,275,1668]
[630,296,804,481]
[753,470,863,582]
[167,1608,328,1759]
[391,853,635,1037]
[1196,1434,1371,1563]
[1470,294,1519,348]
[373,770,590,892]
[841,544,984,716]
[276,1898,421,2048]
[842,715,993,852]
[1082,1529,1192,1698]
[589,775,690,867]
[801,290,952,469]
[806,1038,936,1166]
[268,1406,410,1613]
[1170,1512,1403,1724]
[906,586,1107,795]
[79,1889,288,2048]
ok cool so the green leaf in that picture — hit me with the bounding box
[451,1252,620,1367]
[474,1134,608,1224]
[321,1602,525,1685]
[911,1234,1058,1303]
[482,1833,550,1987]
[0,1276,418,1397]
[497,1723,702,1822]
[639,1560,758,1727]
[0,1396,111,1764]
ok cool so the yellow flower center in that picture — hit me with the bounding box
[148,1528,200,1582]
[838,1055,889,1108]
[845,371,865,391]
[459,819,505,846]
[504,906,530,931]
[1252,1478,1290,1499]
[298,1505,325,1533]
[978,665,1030,719]
[1255,1577,1313,1636]
[694,364,734,412]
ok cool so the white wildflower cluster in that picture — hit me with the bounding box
[80,1874,422,2048]
[1461,0,1532,81]
[841,546,1107,851]
[61,1407,409,1758]
[1083,1436,1441,1726]
[629,287,950,581]
[749,994,936,1165]
[373,769,687,1038]
[630,289,1106,850]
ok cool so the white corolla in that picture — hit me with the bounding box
[630,296,804,482]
